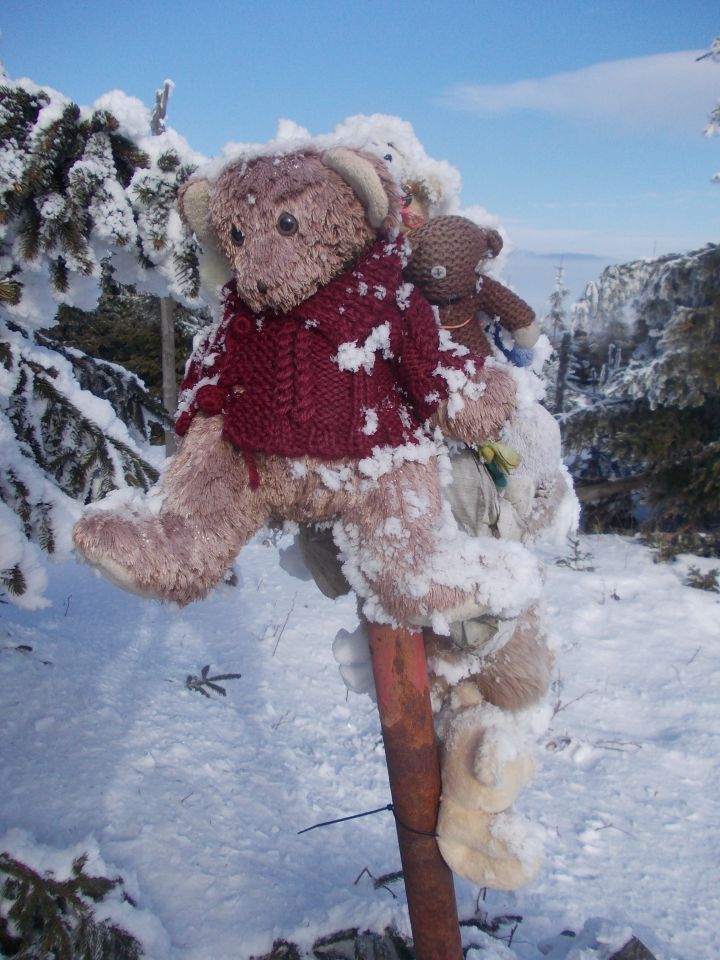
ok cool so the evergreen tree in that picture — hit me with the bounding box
[0,68,209,606]
[42,268,208,406]
[0,69,204,322]
[0,850,143,958]
[698,35,720,183]
[541,265,572,413]
[542,265,570,348]
[561,245,720,546]
[0,316,166,607]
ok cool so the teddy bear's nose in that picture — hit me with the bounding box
[257,280,268,295]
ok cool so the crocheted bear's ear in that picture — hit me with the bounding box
[321,148,398,231]
[177,179,217,245]
[478,227,503,260]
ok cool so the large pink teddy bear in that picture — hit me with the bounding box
[72,148,523,628]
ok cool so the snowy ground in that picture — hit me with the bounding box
[1,533,719,959]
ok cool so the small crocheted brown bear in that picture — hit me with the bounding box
[404,214,540,364]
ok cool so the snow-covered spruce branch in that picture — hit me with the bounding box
[0,850,143,959]
[0,319,161,607]
[0,69,213,607]
[0,75,207,323]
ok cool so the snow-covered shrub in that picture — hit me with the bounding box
[0,850,143,959]
[558,245,720,542]
[0,317,164,607]
[0,67,210,607]
[0,69,207,320]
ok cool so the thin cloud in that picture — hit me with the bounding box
[438,51,717,134]
[501,220,713,261]
[536,189,705,211]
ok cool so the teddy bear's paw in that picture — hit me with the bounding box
[87,554,163,600]
[436,799,543,890]
[72,511,209,604]
[73,514,162,599]
[408,595,490,629]
[445,366,517,444]
[475,366,519,438]
[441,722,536,813]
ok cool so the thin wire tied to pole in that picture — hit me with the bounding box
[298,803,438,839]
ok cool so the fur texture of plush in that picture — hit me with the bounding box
[175,238,515,459]
[75,414,520,623]
[436,799,542,891]
[427,607,554,713]
[71,144,555,894]
[73,148,519,628]
[209,152,390,314]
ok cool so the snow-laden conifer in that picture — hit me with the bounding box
[561,245,720,536]
[0,68,208,606]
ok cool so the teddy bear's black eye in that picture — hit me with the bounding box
[231,224,244,246]
[384,153,393,162]
[276,212,298,236]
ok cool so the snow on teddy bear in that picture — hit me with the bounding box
[72,146,540,631]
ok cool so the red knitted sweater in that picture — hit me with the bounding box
[176,238,477,461]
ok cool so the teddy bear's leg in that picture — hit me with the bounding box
[434,694,546,890]
[332,457,465,625]
[72,415,270,604]
[335,456,536,627]
[425,608,554,889]
[473,609,554,710]
[440,716,536,813]
[427,607,554,713]
[436,800,544,890]
[434,707,545,890]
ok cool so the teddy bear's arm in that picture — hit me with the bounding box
[475,276,536,332]
[392,285,516,442]
[174,314,230,435]
[392,284,470,421]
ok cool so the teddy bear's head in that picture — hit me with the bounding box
[404,215,503,304]
[179,148,400,314]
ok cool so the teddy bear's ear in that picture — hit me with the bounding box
[480,228,503,259]
[177,179,234,295]
[177,179,217,245]
[321,148,396,230]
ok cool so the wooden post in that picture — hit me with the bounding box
[151,79,178,456]
[160,296,177,455]
[368,623,463,960]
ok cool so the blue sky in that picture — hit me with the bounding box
[2,0,718,280]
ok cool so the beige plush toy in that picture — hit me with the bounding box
[72,147,529,631]
[402,214,576,887]
[308,213,577,890]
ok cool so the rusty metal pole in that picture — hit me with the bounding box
[368,623,463,960]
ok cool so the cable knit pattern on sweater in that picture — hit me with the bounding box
[176,239,478,460]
